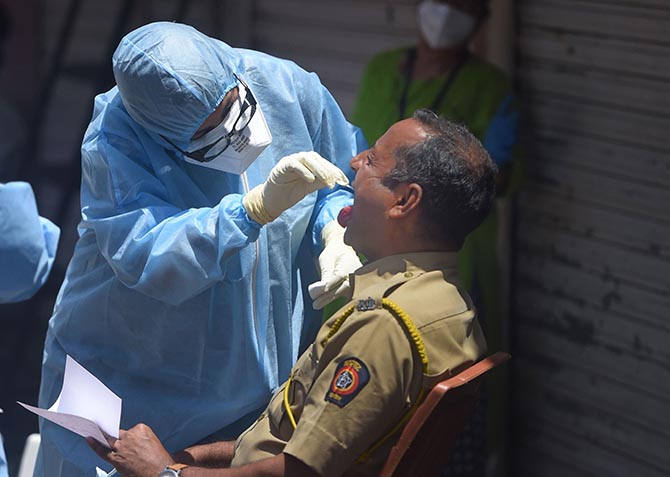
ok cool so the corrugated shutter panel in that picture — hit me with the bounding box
[252,0,417,115]
[514,0,670,475]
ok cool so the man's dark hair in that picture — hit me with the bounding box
[383,108,497,249]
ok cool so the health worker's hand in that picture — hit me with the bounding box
[308,220,362,310]
[243,152,349,225]
[87,424,174,477]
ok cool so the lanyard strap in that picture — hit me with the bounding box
[398,47,470,120]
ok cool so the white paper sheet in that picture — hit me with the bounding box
[18,355,121,448]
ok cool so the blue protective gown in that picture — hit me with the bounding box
[36,22,365,477]
[0,181,60,303]
[0,433,6,477]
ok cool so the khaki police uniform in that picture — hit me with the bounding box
[231,252,487,477]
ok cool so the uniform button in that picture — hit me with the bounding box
[404,272,414,278]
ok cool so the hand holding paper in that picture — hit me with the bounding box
[18,355,121,448]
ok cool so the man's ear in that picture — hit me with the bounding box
[389,183,422,219]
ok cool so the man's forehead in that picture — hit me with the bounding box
[379,118,429,149]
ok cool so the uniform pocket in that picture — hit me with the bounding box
[267,375,310,441]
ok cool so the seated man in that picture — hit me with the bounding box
[88,109,497,477]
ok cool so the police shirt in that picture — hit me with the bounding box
[231,252,487,476]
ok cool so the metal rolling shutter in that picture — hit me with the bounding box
[514,0,670,475]
[251,0,417,115]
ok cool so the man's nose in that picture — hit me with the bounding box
[350,152,363,171]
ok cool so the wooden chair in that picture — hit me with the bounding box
[379,352,511,477]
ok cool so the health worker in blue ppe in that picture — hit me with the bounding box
[0,181,60,303]
[0,181,59,477]
[35,21,365,477]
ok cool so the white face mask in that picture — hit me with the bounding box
[417,1,476,50]
[182,80,273,174]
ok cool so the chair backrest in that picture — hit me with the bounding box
[379,352,511,477]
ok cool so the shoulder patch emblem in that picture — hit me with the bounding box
[325,357,370,408]
[356,297,377,311]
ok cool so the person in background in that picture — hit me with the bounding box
[351,1,520,474]
[0,181,60,477]
[0,182,60,303]
[87,109,495,477]
[36,21,365,477]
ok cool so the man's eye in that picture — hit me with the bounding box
[365,154,373,165]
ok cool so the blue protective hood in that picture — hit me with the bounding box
[112,22,242,143]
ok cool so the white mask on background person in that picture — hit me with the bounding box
[417,1,476,50]
[182,81,273,174]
